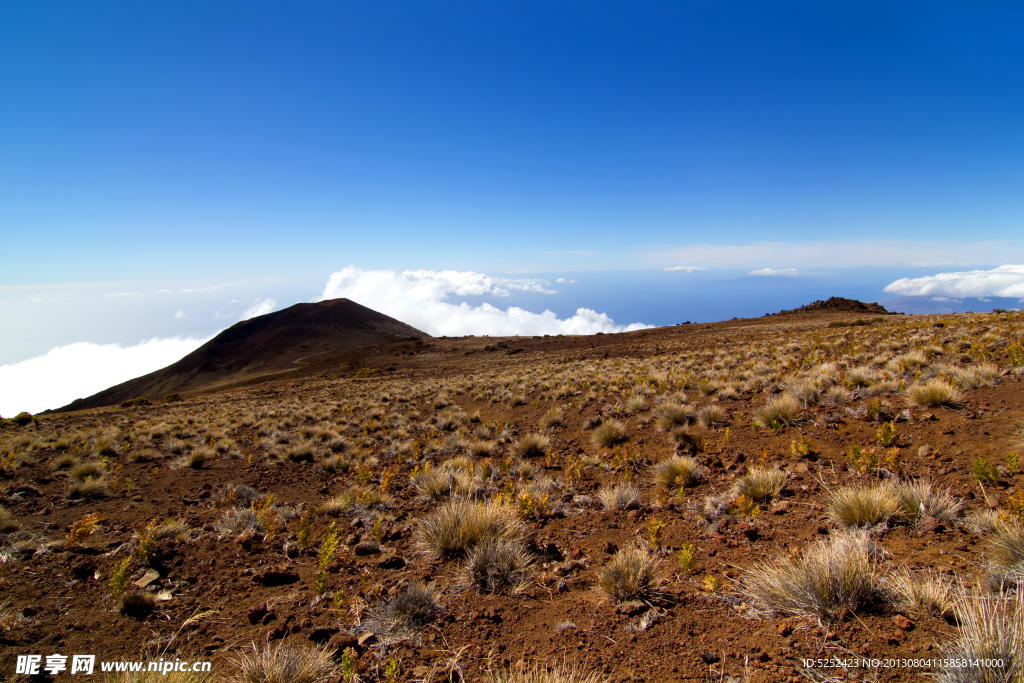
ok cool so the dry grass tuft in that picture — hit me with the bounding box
[461,539,534,594]
[365,582,442,632]
[695,404,727,429]
[597,544,661,603]
[826,484,899,528]
[597,482,641,510]
[539,408,564,429]
[988,518,1024,573]
[591,420,626,448]
[752,395,802,428]
[69,460,105,482]
[889,568,956,618]
[892,480,962,523]
[512,433,551,458]
[907,379,963,408]
[65,477,109,500]
[734,467,786,502]
[416,498,526,560]
[411,463,455,499]
[741,531,879,621]
[650,455,703,489]
[483,662,608,683]
[937,583,1024,683]
[653,403,694,432]
[231,641,340,683]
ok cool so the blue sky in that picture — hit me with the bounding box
[2,0,1024,413]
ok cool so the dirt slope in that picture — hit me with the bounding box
[57,298,429,411]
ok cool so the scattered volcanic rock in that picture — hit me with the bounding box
[57,298,429,411]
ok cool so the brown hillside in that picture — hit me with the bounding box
[57,298,429,411]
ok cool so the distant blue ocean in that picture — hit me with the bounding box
[480,267,1020,328]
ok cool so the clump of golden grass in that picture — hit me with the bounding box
[51,453,80,471]
[460,539,534,594]
[787,379,819,407]
[695,404,727,429]
[231,641,340,683]
[597,482,640,510]
[65,477,109,500]
[365,582,441,631]
[598,544,661,603]
[317,491,356,516]
[889,568,956,617]
[937,583,1024,683]
[949,363,1001,390]
[483,662,607,683]
[752,395,802,428]
[988,518,1024,574]
[906,379,963,408]
[623,394,646,414]
[650,455,703,489]
[965,509,1001,534]
[468,440,495,457]
[175,445,214,469]
[512,433,550,458]
[741,531,879,621]
[826,484,899,528]
[539,408,564,429]
[591,420,626,448]
[653,403,694,432]
[416,498,526,560]
[69,460,105,482]
[411,463,455,499]
[0,506,21,535]
[892,480,961,523]
[733,467,786,502]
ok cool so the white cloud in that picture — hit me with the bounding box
[749,268,800,277]
[174,310,187,319]
[544,251,597,256]
[883,264,1024,299]
[664,266,708,273]
[0,336,211,416]
[319,266,651,337]
[242,298,276,320]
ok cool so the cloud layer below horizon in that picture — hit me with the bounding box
[0,336,210,416]
[319,266,651,337]
[884,264,1024,300]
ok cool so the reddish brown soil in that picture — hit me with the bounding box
[2,310,1023,682]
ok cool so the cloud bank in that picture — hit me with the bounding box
[749,268,800,277]
[242,298,276,320]
[0,336,210,416]
[320,266,651,337]
[664,266,708,272]
[883,264,1024,299]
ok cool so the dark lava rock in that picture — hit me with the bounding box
[252,567,299,587]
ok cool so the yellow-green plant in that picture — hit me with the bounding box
[876,421,897,447]
[1009,451,1019,475]
[648,518,666,550]
[109,557,133,597]
[297,508,314,551]
[973,457,998,485]
[791,434,813,458]
[65,513,103,549]
[318,523,340,570]
[677,542,695,572]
